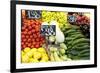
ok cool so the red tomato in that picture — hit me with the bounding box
[28,26,32,30]
[27,38,31,42]
[28,31,32,35]
[23,22,27,25]
[31,29,35,33]
[30,35,33,39]
[25,29,28,32]
[22,26,26,31]
[36,38,39,42]
[35,26,39,32]
[34,44,39,48]
[23,45,26,49]
[23,31,27,35]
[32,38,35,41]
[25,35,29,39]
[27,20,31,25]
[23,38,27,42]
[33,34,37,38]
[21,42,24,46]
[32,42,36,45]
[28,43,31,47]
[21,34,25,39]
[31,45,34,48]
[25,42,28,46]
[31,24,35,28]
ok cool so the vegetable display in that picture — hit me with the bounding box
[62,25,90,60]
[42,11,67,29]
[21,10,45,49]
[21,47,49,63]
[21,10,90,63]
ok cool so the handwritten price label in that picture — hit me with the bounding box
[41,25,56,36]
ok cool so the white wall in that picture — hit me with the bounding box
[0,0,99,73]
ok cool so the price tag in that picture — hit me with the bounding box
[41,25,56,36]
[68,15,76,23]
[25,10,41,19]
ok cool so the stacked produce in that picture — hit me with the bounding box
[75,13,90,38]
[68,12,90,38]
[49,43,71,62]
[80,24,90,38]
[42,11,67,29]
[21,47,49,63]
[21,11,45,49]
[62,25,90,60]
[21,10,90,63]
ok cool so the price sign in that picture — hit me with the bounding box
[68,15,76,23]
[25,10,41,19]
[41,25,56,36]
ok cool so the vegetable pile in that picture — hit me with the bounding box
[42,11,67,29]
[49,43,71,62]
[21,11,45,49]
[62,25,90,60]
[21,10,90,63]
[22,47,49,63]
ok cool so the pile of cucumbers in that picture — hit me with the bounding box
[62,25,90,60]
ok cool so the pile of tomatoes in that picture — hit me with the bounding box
[21,10,45,50]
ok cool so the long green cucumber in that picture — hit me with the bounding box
[72,38,90,47]
[65,37,74,42]
[79,49,90,55]
[73,45,90,50]
[72,43,89,48]
[79,52,90,57]
[67,32,82,37]
[65,29,76,35]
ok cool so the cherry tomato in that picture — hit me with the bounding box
[28,31,32,35]
[31,45,34,48]
[25,29,28,32]
[34,44,39,48]
[28,43,31,47]
[28,26,32,30]
[25,35,29,39]
[32,42,35,45]
[23,45,26,49]
[33,34,37,38]
[25,42,28,46]
[32,39,35,42]
[22,26,26,31]
[23,38,27,42]
[21,42,24,46]
[23,31,27,35]
[27,38,31,42]
[30,35,33,39]
[31,29,35,33]
[21,34,25,39]
[36,38,39,42]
